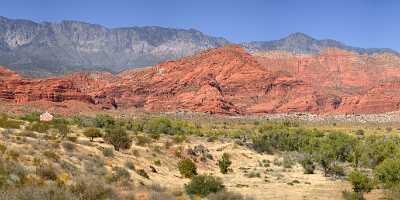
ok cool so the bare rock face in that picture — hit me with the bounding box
[1,45,400,115]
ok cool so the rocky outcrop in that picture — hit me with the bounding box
[1,45,400,115]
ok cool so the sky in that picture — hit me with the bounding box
[0,0,399,50]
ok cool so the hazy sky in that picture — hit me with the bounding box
[1,0,399,50]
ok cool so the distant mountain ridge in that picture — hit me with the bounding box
[241,32,398,55]
[0,16,397,76]
[0,16,229,76]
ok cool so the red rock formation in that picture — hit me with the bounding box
[1,45,400,115]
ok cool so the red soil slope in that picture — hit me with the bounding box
[1,45,400,115]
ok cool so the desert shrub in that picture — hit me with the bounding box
[375,158,400,190]
[61,141,76,152]
[43,150,59,161]
[207,190,252,200]
[0,143,6,154]
[0,158,28,188]
[178,158,197,178]
[124,160,135,170]
[358,135,399,168]
[0,118,23,129]
[347,170,374,200]
[60,160,79,175]
[26,122,50,133]
[83,127,102,142]
[53,123,70,138]
[144,117,173,135]
[252,127,323,154]
[245,171,261,178]
[136,135,151,146]
[154,159,161,166]
[102,147,114,157]
[300,155,315,174]
[95,114,115,128]
[67,136,78,142]
[126,119,144,132]
[70,176,116,200]
[172,135,187,144]
[0,184,76,200]
[103,127,132,151]
[5,148,20,160]
[330,164,345,178]
[36,164,58,181]
[20,112,40,122]
[83,161,107,176]
[218,153,232,174]
[282,153,296,168]
[109,167,130,182]
[136,169,150,179]
[17,130,37,138]
[72,115,96,127]
[185,174,224,197]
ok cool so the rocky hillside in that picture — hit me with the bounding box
[1,45,400,115]
[0,16,229,76]
[242,32,397,55]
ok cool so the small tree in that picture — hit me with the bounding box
[84,128,102,142]
[375,158,400,189]
[103,127,132,151]
[348,170,374,200]
[178,158,197,178]
[185,174,224,197]
[218,153,232,174]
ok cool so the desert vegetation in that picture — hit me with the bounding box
[1,112,400,199]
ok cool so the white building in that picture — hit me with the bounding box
[40,112,54,122]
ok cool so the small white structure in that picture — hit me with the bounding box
[40,112,53,122]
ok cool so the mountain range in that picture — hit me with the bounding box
[0,16,397,76]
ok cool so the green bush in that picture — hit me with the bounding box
[218,153,232,174]
[26,122,50,133]
[126,120,144,132]
[347,170,374,200]
[72,115,96,127]
[185,174,224,197]
[103,127,132,151]
[136,135,151,146]
[109,167,130,182]
[95,114,115,128]
[178,158,197,178]
[102,147,114,157]
[300,155,315,174]
[144,117,173,135]
[375,158,400,189]
[83,128,102,142]
[0,118,23,129]
[20,112,40,122]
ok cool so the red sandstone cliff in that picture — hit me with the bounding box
[1,45,400,115]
